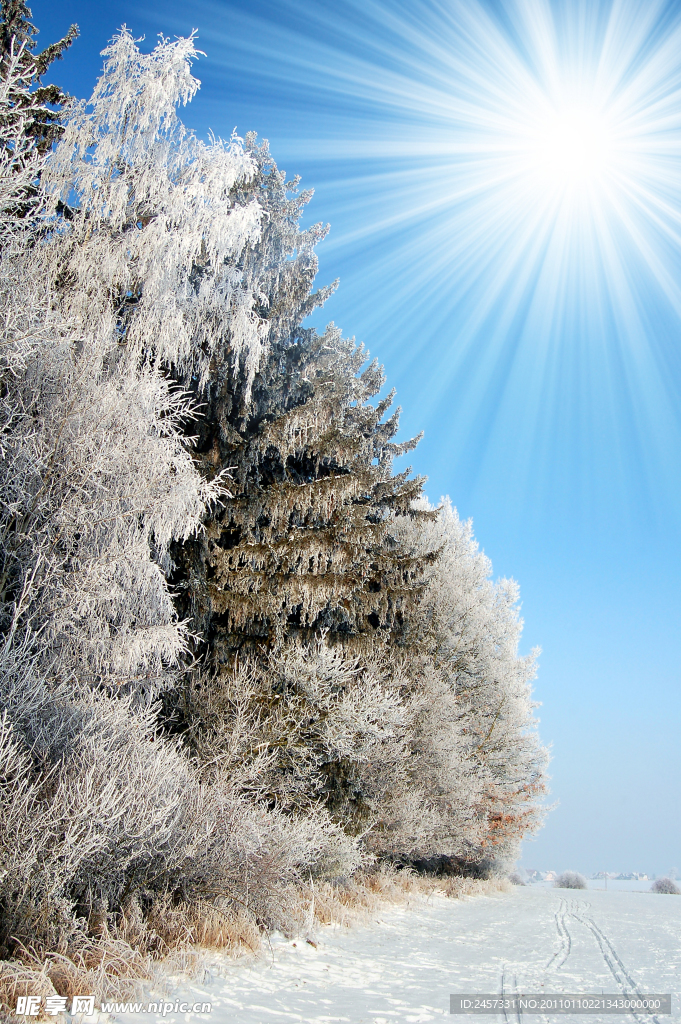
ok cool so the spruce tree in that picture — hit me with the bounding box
[175,326,431,661]
[0,1,78,152]
[171,140,435,665]
[0,2,77,226]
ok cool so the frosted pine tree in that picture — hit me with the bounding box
[0,1,77,223]
[0,1,78,151]
[175,327,431,661]
[166,138,439,847]
[166,137,435,660]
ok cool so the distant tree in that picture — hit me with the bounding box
[651,877,680,894]
[555,871,587,889]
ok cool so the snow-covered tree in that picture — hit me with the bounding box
[555,871,586,889]
[0,14,549,982]
[44,29,268,393]
[0,29,277,690]
[0,24,376,968]
[392,499,548,868]
[0,2,77,226]
[173,326,431,662]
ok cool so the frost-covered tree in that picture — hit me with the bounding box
[554,871,586,889]
[0,44,42,234]
[174,327,431,662]
[0,1,77,224]
[392,499,548,868]
[0,29,277,688]
[0,27,360,963]
[0,27,370,950]
[45,29,267,391]
[651,877,680,894]
[0,15,549,983]
[165,125,433,662]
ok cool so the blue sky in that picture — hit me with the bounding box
[32,0,681,876]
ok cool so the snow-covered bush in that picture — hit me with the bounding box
[651,877,680,894]
[0,637,359,954]
[554,871,587,889]
[508,871,526,885]
[180,637,408,837]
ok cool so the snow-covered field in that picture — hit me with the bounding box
[116,886,681,1024]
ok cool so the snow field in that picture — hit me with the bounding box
[108,885,681,1024]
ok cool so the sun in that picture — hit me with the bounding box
[530,103,614,190]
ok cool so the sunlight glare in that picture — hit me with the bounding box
[532,104,613,189]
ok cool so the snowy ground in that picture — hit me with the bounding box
[114,886,681,1024]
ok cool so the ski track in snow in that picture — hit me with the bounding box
[545,897,571,971]
[110,887,681,1024]
[566,901,663,1024]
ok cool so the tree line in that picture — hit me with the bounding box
[0,6,547,981]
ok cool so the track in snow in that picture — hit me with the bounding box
[500,966,522,1024]
[545,896,572,971]
[569,900,664,1024]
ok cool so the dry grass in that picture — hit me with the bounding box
[308,866,509,929]
[0,962,58,1021]
[0,870,509,1017]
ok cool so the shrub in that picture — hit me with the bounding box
[554,871,587,889]
[508,871,526,885]
[651,877,680,894]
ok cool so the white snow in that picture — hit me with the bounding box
[112,886,681,1024]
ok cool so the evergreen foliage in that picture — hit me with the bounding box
[0,2,76,225]
[0,1,78,150]
[175,326,431,659]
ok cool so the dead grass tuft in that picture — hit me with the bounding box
[0,962,57,1018]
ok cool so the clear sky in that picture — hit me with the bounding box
[32,0,681,877]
